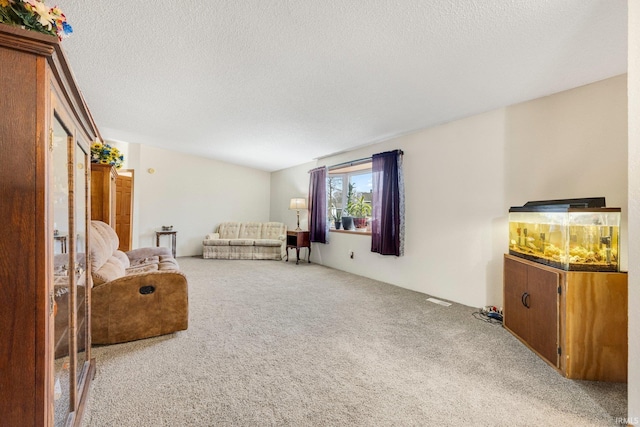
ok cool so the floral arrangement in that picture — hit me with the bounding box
[91,142,124,169]
[0,0,72,41]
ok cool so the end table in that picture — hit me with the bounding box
[286,230,310,264]
[156,230,177,258]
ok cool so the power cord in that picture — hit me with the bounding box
[473,306,503,324]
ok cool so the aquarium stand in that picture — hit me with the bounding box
[503,254,627,382]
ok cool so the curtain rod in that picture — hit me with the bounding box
[329,150,404,170]
[309,150,404,173]
[328,156,372,170]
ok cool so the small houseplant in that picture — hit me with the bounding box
[341,183,356,230]
[333,208,342,230]
[347,195,372,229]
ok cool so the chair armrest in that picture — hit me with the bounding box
[126,246,172,261]
[92,271,188,344]
[93,269,187,289]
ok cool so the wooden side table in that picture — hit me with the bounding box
[286,230,310,264]
[156,230,177,258]
[54,234,68,254]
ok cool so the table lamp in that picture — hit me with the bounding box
[289,198,307,230]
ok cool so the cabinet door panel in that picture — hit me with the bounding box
[52,115,72,425]
[504,257,528,340]
[74,140,90,393]
[526,266,559,367]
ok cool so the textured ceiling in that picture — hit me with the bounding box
[54,0,627,171]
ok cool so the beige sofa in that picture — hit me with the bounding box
[202,221,287,260]
[90,221,189,344]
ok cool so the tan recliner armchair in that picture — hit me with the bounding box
[90,221,188,344]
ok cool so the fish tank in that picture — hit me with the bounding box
[508,198,620,272]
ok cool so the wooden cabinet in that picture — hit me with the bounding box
[504,256,560,367]
[0,25,97,426]
[91,163,117,228]
[504,254,627,382]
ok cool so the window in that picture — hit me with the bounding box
[327,160,372,232]
[309,150,403,253]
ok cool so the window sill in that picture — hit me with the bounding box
[330,229,371,236]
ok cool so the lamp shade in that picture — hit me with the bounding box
[289,198,307,210]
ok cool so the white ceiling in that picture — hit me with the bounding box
[54,0,627,172]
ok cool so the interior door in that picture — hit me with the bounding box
[115,171,134,251]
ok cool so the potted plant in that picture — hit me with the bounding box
[333,209,342,230]
[341,183,356,230]
[347,195,372,229]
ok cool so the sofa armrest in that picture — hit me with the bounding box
[278,234,285,241]
[205,233,220,240]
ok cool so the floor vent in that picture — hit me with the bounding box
[426,297,451,307]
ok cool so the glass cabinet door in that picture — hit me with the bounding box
[52,115,72,426]
[74,139,89,392]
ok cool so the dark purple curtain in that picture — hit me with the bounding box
[371,150,404,256]
[308,166,327,243]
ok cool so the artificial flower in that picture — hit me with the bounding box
[91,142,124,169]
[24,0,53,29]
[0,0,71,40]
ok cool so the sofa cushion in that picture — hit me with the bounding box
[229,239,255,246]
[261,222,286,240]
[159,256,180,270]
[126,247,172,261]
[125,263,159,275]
[254,239,284,247]
[113,250,131,268]
[217,222,241,239]
[90,221,120,272]
[93,256,126,286]
[238,222,263,239]
[205,239,231,246]
[129,255,159,267]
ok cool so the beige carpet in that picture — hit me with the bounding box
[81,257,626,426]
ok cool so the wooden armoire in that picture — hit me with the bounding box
[0,25,98,426]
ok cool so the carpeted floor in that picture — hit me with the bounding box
[81,257,626,426]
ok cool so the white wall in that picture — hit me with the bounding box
[269,161,314,229]
[628,0,639,422]
[109,143,271,256]
[271,75,628,309]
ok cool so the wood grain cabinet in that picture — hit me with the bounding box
[0,25,97,426]
[91,163,117,228]
[504,254,627,382]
